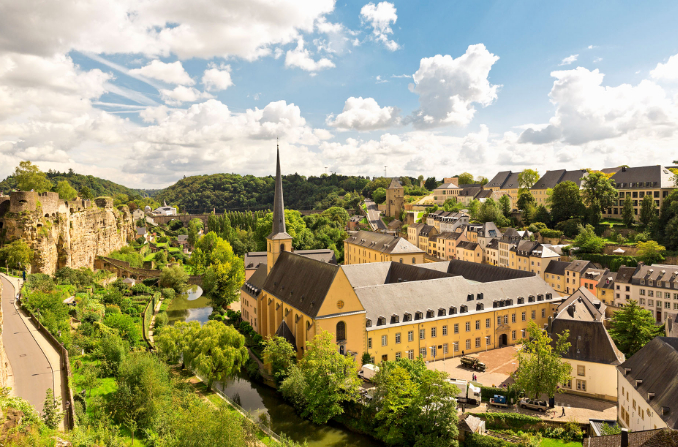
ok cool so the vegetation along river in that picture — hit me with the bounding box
[169,287,381,447]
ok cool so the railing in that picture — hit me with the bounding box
[17,296,76,430]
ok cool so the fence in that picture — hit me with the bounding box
[18,297,76,430]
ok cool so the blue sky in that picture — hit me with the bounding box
[1,0,677,187]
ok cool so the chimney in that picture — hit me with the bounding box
[662,406,670,416]
[621,429,629,447]
[648,392,655,401]
[622,166,627,172]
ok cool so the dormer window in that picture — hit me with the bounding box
[415,311,423,320]
[641,279,645,285]
[517,297,525,304]
[476,303,484,311]
[528,295,535,302]
[404,313,412,322]
[426,310,434,318]
[460,305,468,313]
[449,306,457,315]
[649,280,654,286]
[390,314,400,324]
[377,317,386,326]
[366,319,372,328]
[438,308,446,317]
[546,293,552,300]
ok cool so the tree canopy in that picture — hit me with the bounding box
[518,169,540,189]
[56,180,78,201]
[372,187,387,204]
[581,172,618,227]
[622,195,635,228]
[549,181,585,224]
[13,161,52,192]
[608,300,664,357]
[573,224,605,253]
[639,194,657,227]
[457,172,474,185]
[513,321,572,399]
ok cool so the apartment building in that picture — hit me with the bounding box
[509,241,561,277]
[456,184,484,206]
[432,181,461,205]
[486,171,521,209]
[630,264,678,323]
[544,260,569,294]
[531,169,588,206]
[484,239,500,266]
[439,212,470,233]
[456,241,483,263]
[617,337,678,431]
[551,288,623,402]
[344,230,425,265]
[613,265,638,307]
[582,268,608,293]
[596,272,617,305]
[604,166,676,220]
[418,225,438,253]
[565,260,593,295]
[498,228,524,268]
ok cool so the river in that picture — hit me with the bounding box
[168,286,381,447]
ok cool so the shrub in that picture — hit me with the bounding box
[161,288,176,300]
[480,386,517,402]
[154,312,168,329]
[131,283,152,295]
[97,334,127,376]
[555,218,582,238]
[477,412,541,430]
[540,228,563,239]
[466,433,519,447]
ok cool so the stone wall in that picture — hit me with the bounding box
[0,281,7,388]
[0,193,135,274]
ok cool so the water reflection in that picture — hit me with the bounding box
[166,285,212,325]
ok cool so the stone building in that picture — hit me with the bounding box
[385,178,404,218]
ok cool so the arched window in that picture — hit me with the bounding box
[400,258,403,263]
[281,243,286,252]
[412,257,416,264]
[336,321,346,341]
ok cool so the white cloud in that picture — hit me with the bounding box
[314,17,351,54]
[285,38,335,72]
[593,57,603,63]
[410,44,500,128]
[518,66,678,145]
[201,63,233,91]
[0,0,335,61]
[159,86,213,105]
[360,2,399,51]
[559,54,578,66]
[129,60,194,85]
[327,97,400,131]
[651,53,678,81]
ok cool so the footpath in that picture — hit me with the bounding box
[1,274,65,429]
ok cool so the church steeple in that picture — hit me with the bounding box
[266,142,293,272]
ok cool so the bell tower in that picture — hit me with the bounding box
[266,143,293,273]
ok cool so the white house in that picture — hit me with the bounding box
[153,201,177,216]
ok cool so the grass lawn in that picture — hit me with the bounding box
[143,253,156,262]
[540,438,581,447]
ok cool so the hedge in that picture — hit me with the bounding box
[575,254,638,271]
[480,386,517,402]
[475,413,541,430]
[540,229,562,238]
[465,433,519,447]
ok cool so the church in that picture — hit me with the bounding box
[240,147,560,364]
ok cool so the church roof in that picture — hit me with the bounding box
[388,178,403,189]
[263,251,340,318]
[276,320,297,350]
[268,145,292,240]
[345,231,423,254]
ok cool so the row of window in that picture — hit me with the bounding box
[639,290,678,299]
[638,299,678,310]
[639,280,678,289]
[368,329,528,349]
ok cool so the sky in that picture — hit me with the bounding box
[1,0,678,188]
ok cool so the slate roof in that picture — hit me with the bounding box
[269,146,292,240]
[545,260,569,276]
[435,183,460,190]
[345,230,423,254]
[486,238,500,250]
[597,272,617,291]
[500,227,522,242]
[632,264,678,288]
[457,241,480,251]
[244,249,336,269]
[617,337,678,428]
[487,171,521,189]
[459,186,482,197]
[241,264,268,297]
[615,265,639,284]
[585,429,677,447]
[359,274,556,330]
[388,178,403,189]
[475,189,494,199]
[610,165,676,189]
[426,259,536,282]
[551,319,624,365]
[387,219,402,229]
[531,169,588,190]
[341,261,453,289]
[263,251,340,318]
[566,260,593,273]
[556,287,605,321]
[275,320,297,350]
[420,225,436,237]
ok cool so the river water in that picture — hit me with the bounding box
[168,287,381,447]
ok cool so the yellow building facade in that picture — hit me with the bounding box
[344,230,424,265]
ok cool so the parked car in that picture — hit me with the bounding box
[519,398,548,412]
[358,364,379,381]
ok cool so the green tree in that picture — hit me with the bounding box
[42,388,63,429]
[622,195,635,228]
[636,240,666,265]
[202,239,245,308]
[477,176,489,186]
[423,177,439,190]
[79,186,94,200]
[457,172,474,185]
[13,161,52,192]
[499,194,511,217]
[518,169,540,189]
[262,336,296,383]
[608,300,664,357]
[467,200,480,220]
[55,180,78,201]
[517,190,536,212]
[513,321,572,399]
[639,194,657,227]
[442,198,463,213]
[158,264,189,293]
[80,364,100,397]
[549,181,585,224]
[188,222,199,248]
[372,187,387,204]
[0,239,33,270]
[533,205,551,226]
[185,321,248,390]
[254,209,309,251]
[280,330,360,424]
[573,224,605,253]
[321,206,350,227]
[374,364,419,445]
[581,172,617,227]
[478,198,508,226]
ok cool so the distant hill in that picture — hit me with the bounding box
[155,172,372,213]
[0,170,150,199]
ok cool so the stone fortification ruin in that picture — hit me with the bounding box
[0,191,135,274]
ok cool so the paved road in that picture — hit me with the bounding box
[2,276,53,413]
[364,199,387,231]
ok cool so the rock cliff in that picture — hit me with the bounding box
[0,192,135,274]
